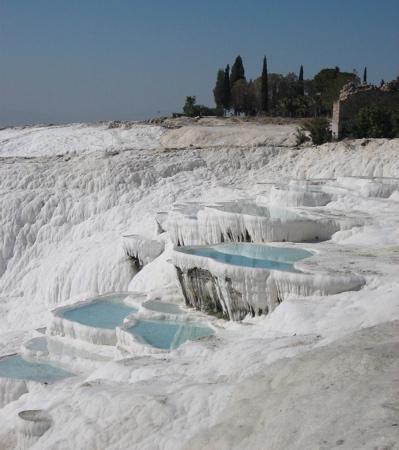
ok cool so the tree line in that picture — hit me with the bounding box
[183,55,363,118]
[213,55,361,117]
[181,55,399,142]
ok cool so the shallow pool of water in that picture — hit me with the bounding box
[0,355,73,383]
[62,295,137,329]
[143,300,183,315]
[178,243,311,272]
[128,320,213,349]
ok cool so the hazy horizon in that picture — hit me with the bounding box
[1,0,398,127]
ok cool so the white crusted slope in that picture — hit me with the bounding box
[185,321,399,450]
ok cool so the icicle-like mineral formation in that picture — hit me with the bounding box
[16,410,52,450]
[172,245,365,321]
[167,200,361,246]
[0,377,28,408]
[122,235,165,269]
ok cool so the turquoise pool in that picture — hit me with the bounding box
[0,355,73,383]
[62,295,137,329]
[127,320,213,349]
[178,243,312,272]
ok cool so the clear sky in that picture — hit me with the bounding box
[1,0,398,126]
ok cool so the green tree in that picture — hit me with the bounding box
[276,72,299,114]
[267,73,284,113]
[231,79,248,115]
[302,117,332,145]
[222,64,231,110]
[183,96,223,117]
[253,70,320,117]
[281,72,299,98]
[230,56,246,85]
[261,56,269,114]
[363,67,367,84]
[183,96,197,117]
[213,69,225,108]
[313,68,359,115]
[245,80,257,115]
[254,72,303,116]
[298,65,304,95]
[345,106,399,138]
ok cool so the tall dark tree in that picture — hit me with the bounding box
[245,80,257,115]
[213,69,225,108]
[299,65,304,82]
[231,79,248,115]
[222,64,231,110]
[363,67,367,84]
[261,56,269,113]
[230,56,246,85]
[298,65,304,95]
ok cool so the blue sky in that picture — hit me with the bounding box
[1,0,398,125]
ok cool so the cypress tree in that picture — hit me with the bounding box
[299,65,304,82]
[298,65,304,95]
[222,64,231,110]
[230,56,246,85]
[213,69,225,108]
[363,67,367,84]
[261,56,269,114]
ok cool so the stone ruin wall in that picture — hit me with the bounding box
[332,82,399,139]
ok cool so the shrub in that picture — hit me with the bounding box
[294,127,310,146]
[183,96,197,117]
[183,96,223,117]
[301,117,331,145]
[344,106,399,139]
[391,110,399,137]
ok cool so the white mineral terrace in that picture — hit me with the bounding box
[48,288,214,357]
[121,234,165,268]
[0,377,28,409]
[48,292,137,346]
[336,176,399,198]
[0,352,74,410]
[166,196,367,246]
[16,409,53,450]
[0,123,398,449]
[260,183,332,207]
[172,243,366,321]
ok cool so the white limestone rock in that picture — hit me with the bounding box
[122,234,165,268]
[0,376,28,408]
